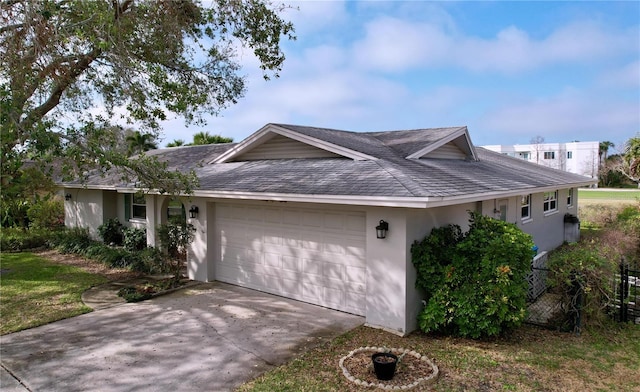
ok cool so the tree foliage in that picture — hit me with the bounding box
[126,131,158,155]
[190,131,233,145]
[412,212,535,338]
[609,136,640,187]
[166,139,185,148]
[1,0,294,194]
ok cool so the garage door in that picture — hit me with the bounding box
[215,203,366,315]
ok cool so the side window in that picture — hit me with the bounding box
[543,191,558,213]
[567,188,574,207]
[543,151,555,160]
[521,194,531,220]
[132,194,146,219]
[567,151,573,159]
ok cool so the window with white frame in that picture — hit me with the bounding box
[521,194,531,220]
[132,194,146,219]
[567,188,574,207]
[543,151,555,160]
[567,151,573,159]
[543,191,558,213]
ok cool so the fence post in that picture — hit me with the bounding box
[620,260,629,323]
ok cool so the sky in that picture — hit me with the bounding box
[158,1,640,149]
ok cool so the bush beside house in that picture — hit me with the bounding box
[412,212,534,338]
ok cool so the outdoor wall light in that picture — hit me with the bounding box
[376,220,389,239]
[65,193,72,201]
[188,205,199,219]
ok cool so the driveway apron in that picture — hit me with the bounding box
[0,282,364,392]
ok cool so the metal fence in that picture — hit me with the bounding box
[614,262,640,324]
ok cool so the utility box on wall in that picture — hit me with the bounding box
[564,214,580,243]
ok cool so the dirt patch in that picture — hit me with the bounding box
[35,250,142,281]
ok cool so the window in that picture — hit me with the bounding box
[543,191,558,213]
[567,188,574,207]
[567,151,573,159]
[543,151,555,160]
[520,152,530,160]
[132,194,146,219]
[521,194,531,220]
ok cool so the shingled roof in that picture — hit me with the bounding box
[62,123,596,207]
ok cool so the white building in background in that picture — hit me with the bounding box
[482,141,600,180]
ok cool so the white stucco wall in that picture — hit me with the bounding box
[186,198,212,282]
[63,188,104,239]
[517,188,578,252]
[181,194,579,335]
[364,207,409,334]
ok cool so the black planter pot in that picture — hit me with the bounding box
[371,352,398,380]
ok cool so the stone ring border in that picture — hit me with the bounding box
[339,346,439,390]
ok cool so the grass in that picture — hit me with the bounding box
[0,252,107,335]
[578,188,640,204]
[237,324,640,392]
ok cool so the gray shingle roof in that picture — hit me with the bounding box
[64,124,596,202]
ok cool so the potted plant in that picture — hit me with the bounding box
[371,352,398,380]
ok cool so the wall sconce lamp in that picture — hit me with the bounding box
[188,205,199,219]
[376,220,389,239]
[65,193,72,201]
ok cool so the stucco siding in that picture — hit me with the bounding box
[404,203,478,333]
[518,188,577,251]
[64,188,104,239]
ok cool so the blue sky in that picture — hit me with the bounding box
[160,1,639,149]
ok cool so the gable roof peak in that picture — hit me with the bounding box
[211,123,378,163]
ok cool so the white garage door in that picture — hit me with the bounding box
[215,203,366,315]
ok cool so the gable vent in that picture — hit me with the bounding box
[421,141,468,160]
[234,134,343,161]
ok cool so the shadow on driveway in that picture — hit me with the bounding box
[1,282,364,392]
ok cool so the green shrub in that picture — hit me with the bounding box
[26,198,64,229]
[412,212,534,338]
[157,222,195,259]
[122,227,147,251]
[547,241,617,329]
[157,221,195,279]
[0,199,29,228]
[0,227,57,251]
[135,247,171,274]
[53,228,94,254]
[97,218,123,246]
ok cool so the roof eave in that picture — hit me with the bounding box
[190,179,596,208]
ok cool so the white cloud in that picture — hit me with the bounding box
[598,60,640,88]
[352,17,638,74]
[282,1,348,36]
[478,88,639,144]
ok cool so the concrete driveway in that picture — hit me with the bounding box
[0,282,363,392]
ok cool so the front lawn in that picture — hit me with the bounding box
[0,252,108,335]
[578,188,640,204]
[237,324,640,392]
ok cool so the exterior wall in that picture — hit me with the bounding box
[103,191,118,221]
[363,206,409,334]
[187,197,212,282]
[403,203,477,333]
[516,188,578,252]
[477,187,578,252]
[482,141,599,179]
[63,188,104,239]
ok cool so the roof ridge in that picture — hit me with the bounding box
[373,160,425,197]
